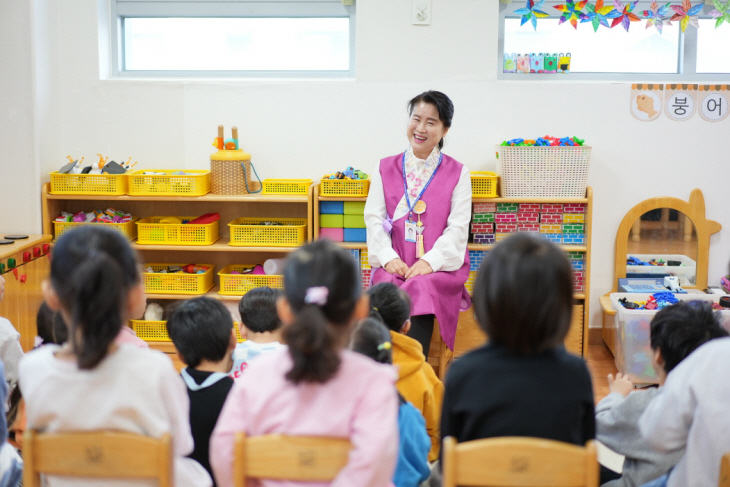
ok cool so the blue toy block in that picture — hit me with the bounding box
[541,233,562,244]
[348,248,360,266]
[561,234,585,245]
[570,259,585,270]
[344,228,367,242]
[469,250,487,271]
[320,201,344,214]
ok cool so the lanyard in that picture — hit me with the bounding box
[402,149,442,222]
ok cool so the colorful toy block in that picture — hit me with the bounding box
[563,223,585,234]
[516,212,540,223]
[343,214,366,228]
[320,201,344,214]
[566,251,585,270]
[495,223,517,233]
[564,203,587,213]
[319,227,344,241]
[472,213,495,223]
[495,233,511,242]
[469,250,487,271]
[496,203,519,213]
[573,270,585,291]
[518,203,541,213]
[465,270,478,293]
[541,233,562,244]
[348,248,360,266]
[361,250,370,269]
[473,202,497,213]
[563,213,585,224]
[344,228,366,242]
[517,223,539,233]
[541,203,563,213]
[361,268,372,290]
[540,213,563,224]
[474,233,496,244]
[320,214,344,228]
[471,222,494,234]
[562,234,585,244]
[495,213,517,223]
[540,224,562,234]
[344,202,366,215]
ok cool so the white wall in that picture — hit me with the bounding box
[2,0,729,329]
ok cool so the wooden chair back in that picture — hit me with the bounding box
[233,432,351,487]
[442,436,598,487]
[720,452,730,487]
[23,430,172,487]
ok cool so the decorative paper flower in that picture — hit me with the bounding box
[582,0,622,31]
[708,0,730,28]
[643,1,672,33]
[554,1,589,29]
[611,0,641,31]
[514,0,550,30]
[670,0,705,31]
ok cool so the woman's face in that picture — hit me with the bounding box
[407,102,449,159]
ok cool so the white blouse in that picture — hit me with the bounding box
[364,148,471,273]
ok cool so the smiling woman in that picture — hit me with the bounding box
[363,91,472,357]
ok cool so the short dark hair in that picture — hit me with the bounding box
[407,91,454,150]
[650,301,728,373]
[350,318,393,365]
[473,233,574,354]
[238,287,283,333]
[368,283,411,332]
[166,297,233,368]
[36,302,68,345]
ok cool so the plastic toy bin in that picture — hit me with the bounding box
[49,171,129,196]
[218,265,284,295]
[53,218,139,242]
[470,172,499,198]
[626,254,697,283]
[261,179,312,195]
[496,145,591,197]
[130,319,244,342]
[127,170,211,196]
[142,263,214,295]
[228,218,307,247]
[136,216,220,246]
[320,179,370,198]
[609,292,730,384]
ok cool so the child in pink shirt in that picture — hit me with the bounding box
[210,240,399,487]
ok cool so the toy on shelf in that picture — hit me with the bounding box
[558,53,571,73]
[499,136,585,147]
[210,125,258,195]
[320,167,370,198]
[144,303,164,321]
[54,208,134,224]
[323,166,369,180]
[618,292,679,311]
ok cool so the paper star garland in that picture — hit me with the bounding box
[670,0,704,31]
[554,1,589,29]
[642,1,672,33]
[582,0,622,31]
[514,0,550,30]
[611,1,641,31]
[709,0,730,28]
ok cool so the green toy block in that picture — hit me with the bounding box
[320,214,344,228]
[562,223,585,234]
[343,214,366,228]
[344,202,366,215]
[496,203,519,213]
[472,213,495,223]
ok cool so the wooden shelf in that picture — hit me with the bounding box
[146,285,242,301]
[132,238,299,253]
[45,192,309,203]
[317,196,368,202]
[468,243,587,252]
[472,196,589,204]
[336,242,367,249]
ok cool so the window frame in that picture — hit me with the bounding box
[109,0,357,78]
[498,1,729,82]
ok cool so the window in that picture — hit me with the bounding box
[109,0,356,78]
[499,1,730,81]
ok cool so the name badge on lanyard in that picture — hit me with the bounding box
[401,150,441,251]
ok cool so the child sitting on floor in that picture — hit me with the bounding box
[230,287,284,379]
[368,282,443,461]
[211,239,399,487]
[597,300,728,487]
[167,297,237,486]
[350,317,430,487]
[19,226,211,487]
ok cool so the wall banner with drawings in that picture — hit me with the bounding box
[630,84,663,122]
[664,84,698,122]
[698,85,729,123]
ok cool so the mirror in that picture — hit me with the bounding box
[607,189,721,293]
[626,208,698,285]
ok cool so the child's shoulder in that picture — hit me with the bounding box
[341,349,397,381]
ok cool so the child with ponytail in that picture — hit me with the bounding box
[211,240,399,487]
[18,226,211,487]
[350,318,430,487]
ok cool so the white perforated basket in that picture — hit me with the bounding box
[496,145,591,197]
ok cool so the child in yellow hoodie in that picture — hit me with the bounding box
[368,282,444,461]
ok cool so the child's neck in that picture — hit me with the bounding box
[246,329,282,344]
[195,356,233,374]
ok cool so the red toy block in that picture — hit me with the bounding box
[564,203,587,213]
[540,213,563,224]
[516,212,540,223]
[495,223,518,233]
[470,222,494,234]
[361,268,372,290]
[494,213,517,223]
[518,203,541,213]
[473,202,497,213]
[517,223,539,232]
[540,203,563,213]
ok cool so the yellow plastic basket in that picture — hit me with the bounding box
[49,171,128,195]
[142,263,214,295]
[127,170,211,196]
[53,218,138,242]
[130,319,245,342]
[136,216,220,246]
[470,171,499,198]
[261,179,312,195]
[218,265,284,295]
[320,178,370,198]
[228,218,307,247]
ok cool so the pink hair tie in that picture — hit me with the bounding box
[304,286,329,306]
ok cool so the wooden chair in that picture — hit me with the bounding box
[720,452,730,487]
[442,436,598,487]
[23,430,172,487]
[233,432,351,487]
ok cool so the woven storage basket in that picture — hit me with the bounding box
[142,263,214,295]
[496,145,591,197]
[210,149,254,195]
[228,218,307,247]
[130,320,244,342]
[127,170,211,196]
[470,171,499,198]
[49,171,128,195]
[53,218,138,242]
[218,265,284,295]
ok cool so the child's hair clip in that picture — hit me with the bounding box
[377,342,391,351]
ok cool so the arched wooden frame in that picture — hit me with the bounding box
[607,188,721,293]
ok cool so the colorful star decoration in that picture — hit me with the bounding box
[670,0,704,31]
[514,0,550,30]
[642,1,672,33]
[611,0,641,31]
[709,0,730,28]
[582,0,621,31]
[554,1,589,29]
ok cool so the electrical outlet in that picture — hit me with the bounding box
[412,0,431,25]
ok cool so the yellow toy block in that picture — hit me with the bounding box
[540,224,562,234]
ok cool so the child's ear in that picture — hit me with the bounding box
[653,348,665,369]
[42,280,62,312]
[401,319,411,335]
[277,296,295,325]
[237,322,248,340]
[353,294,370,321]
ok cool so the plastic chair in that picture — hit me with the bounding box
[23,430,172,487]
[720,452,730,487]
[233,432,351,487]
[442,436,598,487]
